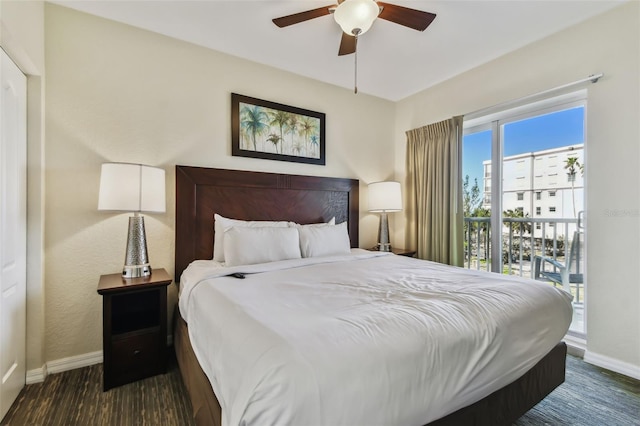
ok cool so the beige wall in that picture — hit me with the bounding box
[44,4,395,362]
[0,1,46,373]
[394,2,640,373]
[13,0,639,378]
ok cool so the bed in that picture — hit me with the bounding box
[174,165,571,426]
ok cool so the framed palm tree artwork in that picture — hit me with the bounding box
[231,93,326,165]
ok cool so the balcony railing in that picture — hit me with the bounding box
[464,216,582,304]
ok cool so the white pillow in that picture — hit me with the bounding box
[288,217,336,228]
[213,214,289,262]
[298,221,351,258]
[223,227,301,267]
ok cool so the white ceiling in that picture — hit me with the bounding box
[52,0,626,101]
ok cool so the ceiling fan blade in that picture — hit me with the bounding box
[272,5,335,28]
[338,32,356,56]
[377,2,436,31]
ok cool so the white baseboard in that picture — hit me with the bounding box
[25,351,104,384]
[563,334,586,358]
[47,350,103,375]
[584,350,640,380]
[25,340,174,384]
[25,351,102,384]
[26,365,47,385]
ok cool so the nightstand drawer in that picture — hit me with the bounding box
[111,332,161,380]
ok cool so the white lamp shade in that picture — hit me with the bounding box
[98,163,166,213]
[368,181,402,212]
[333,0,380,35]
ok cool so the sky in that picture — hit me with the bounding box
[463,106,585,189]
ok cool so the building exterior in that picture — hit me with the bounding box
[483,144,584,238]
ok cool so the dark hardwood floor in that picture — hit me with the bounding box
[515,354,639,425]
[1,351,194,426]
[2,352,638,425]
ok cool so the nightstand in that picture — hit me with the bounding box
[97,268,172,391]
[367,247,416,257]
[390,248,417,257]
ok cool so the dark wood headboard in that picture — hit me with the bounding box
[175,166,359,281]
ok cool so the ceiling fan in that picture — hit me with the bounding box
[272,0,437,57]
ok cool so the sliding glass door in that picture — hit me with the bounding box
[463,93,586,336]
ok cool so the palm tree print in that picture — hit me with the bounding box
[310,134,319,155]
[298,116,317,156]
[269,110,290,154]
[292,140,304,155]
[287,114,299,152]
[236,99,321,159]
[266,133,282,153]
[240,104,269,151]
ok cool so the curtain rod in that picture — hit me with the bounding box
[465,73,604,120]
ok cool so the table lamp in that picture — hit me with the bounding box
[368,181,402,252]
[98,163,166,278]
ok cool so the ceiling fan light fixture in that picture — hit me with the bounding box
[333,0,380,36]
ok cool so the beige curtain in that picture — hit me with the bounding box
[406,116,464,266]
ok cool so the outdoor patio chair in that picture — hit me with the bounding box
[533,230,584,304]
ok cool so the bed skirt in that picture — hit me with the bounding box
[174,307,566,426]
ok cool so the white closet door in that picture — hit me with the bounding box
[0,48,27,420]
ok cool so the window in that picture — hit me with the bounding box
[549,206,556,213]
[536,207,541,215]
[549,191,556,197]
[536,192,541,200]
[568,174,576,182]
[515,207,524,214]
[517,192,524,201]
[536,223,541,230]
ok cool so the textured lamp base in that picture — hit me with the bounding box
[123,215,152,278]
[123,264,152,279]
[377,242,391,252]
[377,212,392,252]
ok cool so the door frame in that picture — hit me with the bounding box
[0,47,28,420]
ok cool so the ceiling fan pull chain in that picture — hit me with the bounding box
[354,32,359,94]
[351,28,362,94]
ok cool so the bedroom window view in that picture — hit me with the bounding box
[463,105,586,336]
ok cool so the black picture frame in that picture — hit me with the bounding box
[231,93,326,165]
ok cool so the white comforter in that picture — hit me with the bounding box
[179,250,573,426]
